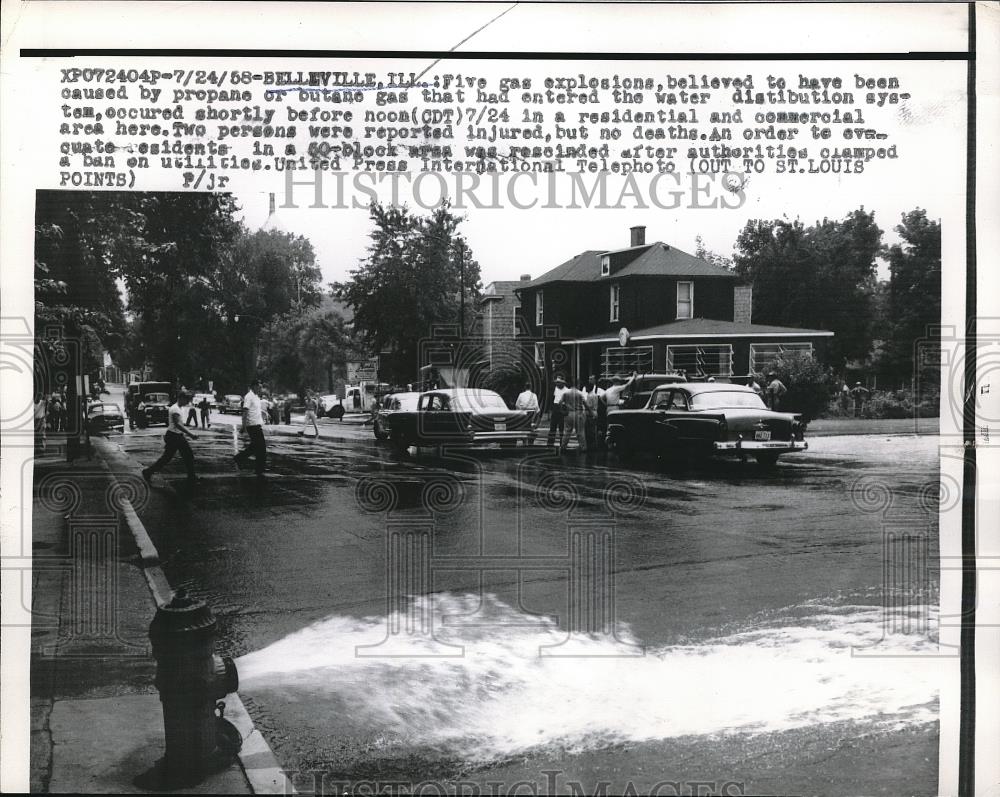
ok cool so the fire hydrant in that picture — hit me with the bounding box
[149,591,240,785]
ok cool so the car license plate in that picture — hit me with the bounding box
[754,430,771,441]
[495,422,506,431]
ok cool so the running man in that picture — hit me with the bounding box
[142,392,198,484]
[234,378,267,477]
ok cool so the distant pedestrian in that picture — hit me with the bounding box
[515,382,540,427]
[185,393,198,427]
[765,372,787,411]
[34,393,47,447]
[234,378,267,477]
[259,394,270,425]
[560,379,589,453]
[840,381,852,414]
[300,391,320,438]
[198,395,211,429]
[547,375,568,447]
[142,392,198,484]
[850,382,870,417]
[49,393,65,432]
[283,395,293,425]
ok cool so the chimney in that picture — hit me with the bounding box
[268,192,276,215]
[733,285,753,325]
[520,274,531,281]
[630,225,646,247]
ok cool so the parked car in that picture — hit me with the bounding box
[386,388,535,450]
[86,402,125,435]
[126,381,173,429]
[218,394,244,414]
[372,391,422,440]
[605,382,807,466]
[135,391,171,429]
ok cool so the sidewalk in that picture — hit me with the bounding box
[29,452,256,794]
[804,416,938,437]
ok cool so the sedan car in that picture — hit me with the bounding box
[135,392,171,429]
[605,382,807,466]
[218,394,243,414]
[86,402,125,435]
[387,388,534,450]
[372,391,422,440]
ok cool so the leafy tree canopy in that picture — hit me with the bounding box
[334,202,481,383]
[733,209,882,367]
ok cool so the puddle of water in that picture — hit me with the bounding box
[237,594,941,762]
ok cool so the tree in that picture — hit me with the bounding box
[883,209,941,383]
[694,234,733,271]
[257,304,358,393]
[733,209,883,367]
[334,202,482,383]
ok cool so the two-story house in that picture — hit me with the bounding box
[515,226,833,382]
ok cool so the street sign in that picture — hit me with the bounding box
[347,358,379,383]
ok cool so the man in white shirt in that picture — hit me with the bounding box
[143,391,198,483]
[515,382,540,427]
[547,375,568,447]
[603,371,638,411]
[234,378,267,477]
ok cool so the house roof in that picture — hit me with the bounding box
[562,318,834,344]
[519,242,736,290]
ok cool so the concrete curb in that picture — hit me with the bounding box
[91,438,294,795]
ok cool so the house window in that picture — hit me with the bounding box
[513,302,521,336]
[749,343,813,375]
[534,342,545,366]
[601,255,610,276]
[535,290,544,326]
[666,345,734,378]
[609,283,620,322]
[601,346,654,378]
[676,281,693,319]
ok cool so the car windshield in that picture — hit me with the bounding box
[396,395,420,411]
[689,391,767,410]
[451,393,509,412]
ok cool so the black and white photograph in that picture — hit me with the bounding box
[2,3,998,796]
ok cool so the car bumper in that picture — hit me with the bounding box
[715,439,808,453]
[414,431,534,445]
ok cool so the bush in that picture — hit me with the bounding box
[765,351,833,422]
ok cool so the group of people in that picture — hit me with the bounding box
[518,372,639,455]
[34,391,67,436]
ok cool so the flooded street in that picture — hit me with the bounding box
[111,427,944,794]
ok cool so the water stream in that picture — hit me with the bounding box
[237,593,940,763]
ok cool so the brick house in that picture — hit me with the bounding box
[514,226,833,384]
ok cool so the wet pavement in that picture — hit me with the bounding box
[104,419,943,795]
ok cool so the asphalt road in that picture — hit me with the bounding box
[102,408,944,796]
